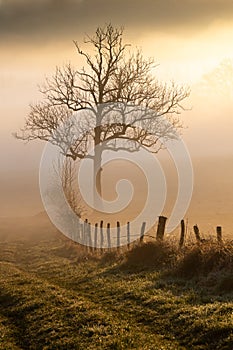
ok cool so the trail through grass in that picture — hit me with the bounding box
[0,236,232,349]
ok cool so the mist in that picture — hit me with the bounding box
[0,1,233,241]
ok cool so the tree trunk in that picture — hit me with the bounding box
[93,126,103,209]
[94,146,102,197]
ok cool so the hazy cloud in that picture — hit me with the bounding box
[0,0,233,43]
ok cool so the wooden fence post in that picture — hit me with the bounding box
[117,221,120,250]
[100,220,104,251]
[156,216,167,241]
[179,219,185,248]
[76,219,80,242]
[84,219,88,247]
[193,225,201,243]
[127,222,130,250]
[216,226,223,243]
[107,223,111,249]
[140,222,146,243]
[80,223,84,245]
[94,223,98,251]
[88,222,93,252]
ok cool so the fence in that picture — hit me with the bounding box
[71,215,224,250]
[71,219,147,250]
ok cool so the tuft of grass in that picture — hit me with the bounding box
[99,250,122,265]
[175,247,202,278]
[175,241,233,279]
[121,241,177,270]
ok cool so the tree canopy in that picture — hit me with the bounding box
[16,24,189,155]
[15,24,189,198]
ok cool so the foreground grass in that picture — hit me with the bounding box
[0,236,232,349]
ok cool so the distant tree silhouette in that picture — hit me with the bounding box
[15,24,189,202]
[201,58,233,100]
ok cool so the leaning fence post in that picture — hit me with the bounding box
[117,221,120,250]
[193,225,201,243]
[127,222,130,249]
[140,222,146,243]
[107,223,111,249]
[216,226,223,243]
[179,219,185,248]
[156,216,167,241]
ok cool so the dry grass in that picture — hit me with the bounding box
[116,239,233,293]
[176,240,233,278]
[121,241,177,269]
[0,227,232,349]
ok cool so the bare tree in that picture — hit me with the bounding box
[15,24,189,201]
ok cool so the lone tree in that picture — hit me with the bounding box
[16,24,189,203]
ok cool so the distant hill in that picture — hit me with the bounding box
[0,211,61,243]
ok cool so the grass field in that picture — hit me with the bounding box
[0,216,232,349]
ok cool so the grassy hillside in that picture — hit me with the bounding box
[0,216,232,349]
